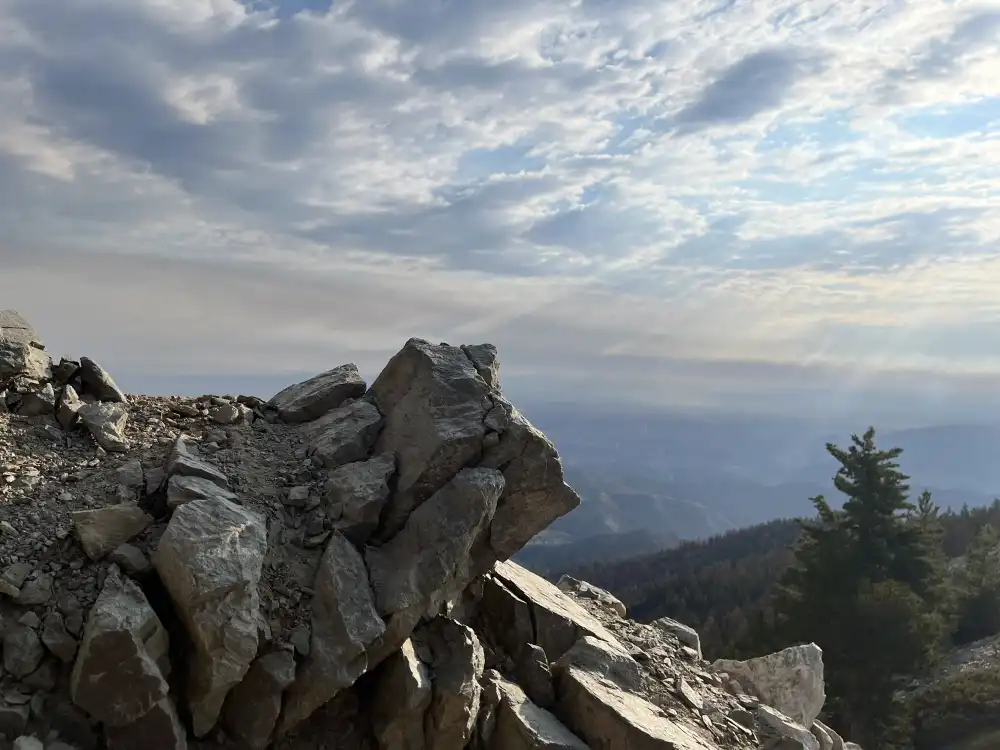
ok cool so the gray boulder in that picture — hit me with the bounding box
[0,310,51,381]
[72,504,153,561]
[324,453,395,545]
[78,402,130,452]
[154,497,267,737]
[166,475,238,510]
[304,399,383,469]
[164,436,230,488]
[268,363,366,423]
[79,357,128,403]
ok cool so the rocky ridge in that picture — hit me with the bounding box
[0,310,861,750]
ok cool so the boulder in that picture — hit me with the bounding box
[78,402,130,452]
[514,643,555,709]
[414,617,485,750]
[104,697,187,750]
[324,453,395,544]
[164,437,230,488]
[222,649,296,750]
[712,643,825,727]
[268,364,366,423]
[366,468,503,617]
[554,666,717,750]
[72,504,153,561]
[652,616,703,660]
[492,560,627,661]
[3,626,45,679]
[69,569,175,733]
[278,531,386,736]
[57,384,84,430]
[304,399,383,469]
[370,639,432,750]
[484,672,588,750]
[553,635,642,691]
[19,383,56,417]
[477,400,580,561]
[0,310,51,381]
[557,575,627,618]
[367,339,493,539]
[755,705,820,750]
[153,497,267,737]
[166,475,239,510]
[79,357,128,403]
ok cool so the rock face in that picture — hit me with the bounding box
[712,643,826,727]
[153,497,267,737]
[267,363,366,423]
[0,316,869,750]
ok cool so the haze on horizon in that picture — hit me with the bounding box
[2,0,1000,428]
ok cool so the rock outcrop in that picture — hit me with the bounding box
[0,313,866,750]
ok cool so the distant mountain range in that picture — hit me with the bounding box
[516,405,1000,573]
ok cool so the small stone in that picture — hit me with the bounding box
[284,486,310,508]
[73,505,153,560]
[41,612,79,663]
[4,627,46,678]
[289,625,311,657]
[108,543,152,576]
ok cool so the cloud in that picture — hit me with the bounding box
[1,0,1000,423]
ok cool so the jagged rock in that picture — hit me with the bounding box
[19,383,56,417]
[57,384,83,430]
[222,649,296,750]
[78,402,130,452]
[366,468,503,617]
[53,357,80,384]
[460,344,500,391]
[514,643,555,709]
[108,543,152,576]
[210,403,240,424]
[712,643,825,727]
[165,474,239,510]
[0,562,32,598]
[278,531,386,736]
[367,339,494,538]
[79,357,127,403]
[69,569,174,732]
[41,612,79,663]
[652,616,703,660]
[104,697,187,750]
[268,364,366,423]
[554,666,717,750]
[165,437,230,488]
[72,504,153,561]
[483,672,588,750]
[492,560,627,662]
[557,575,627,617]
[755,705,820,750]
[154,497,267,737]
[554,635,642,691]
[812,720,844,750]
[304,399,383,469]
[0,310,51,381]
[18,572,53,605]
[3,626,45,678]
[414,617,485,750]
[116,459,145,500]
[474,574,535,663]
[476,399,580,562]
[371,639,432,750]
[324,453,395,544]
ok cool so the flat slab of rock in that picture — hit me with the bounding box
[268,364,366,423]
[554,635,641,691]
[73,504,153,561]
[493,560,627,662]
[555,666,717,750]
[154,497,267,737]
[304,399,383,469]
[166,475,239,510]
[78,402,130,452]
[69,568,173,729]
[278,531,385,736]
[80,357,128,403]
[712,643,825,727]
[486,672,588,750]
[366,468,503,617]
[165,437,230,488]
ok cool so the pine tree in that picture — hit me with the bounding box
[952,524,1000,645]
[772,427,946,747]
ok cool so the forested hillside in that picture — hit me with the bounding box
[558,429,1000,749]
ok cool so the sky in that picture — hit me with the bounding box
[1,0,1000,425]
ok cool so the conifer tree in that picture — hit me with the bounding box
[772,427,946,747]
[952,523,1000,645]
